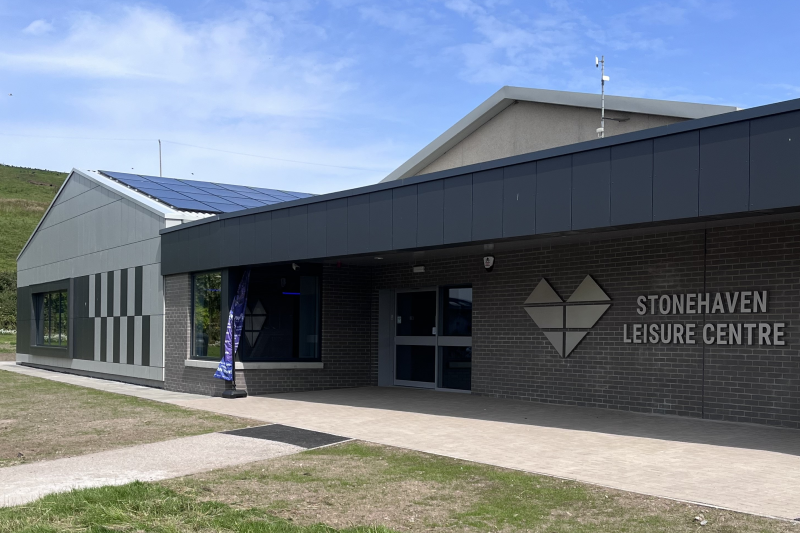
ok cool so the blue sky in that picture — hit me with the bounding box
[0,0,798,193]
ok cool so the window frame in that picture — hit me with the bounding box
[34,289,69,349]
[190,270,223,360]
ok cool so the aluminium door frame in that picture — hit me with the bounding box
[392,287,473,392]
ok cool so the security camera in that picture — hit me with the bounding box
[595,57,599,67]
[292,263,299,271]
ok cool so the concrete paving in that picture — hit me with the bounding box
[0,432,302,507]
[170,387,800,521]
[4,362,800,520]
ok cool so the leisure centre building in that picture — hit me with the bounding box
[15,87,800,429]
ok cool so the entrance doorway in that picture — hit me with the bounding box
[393,287,472,391]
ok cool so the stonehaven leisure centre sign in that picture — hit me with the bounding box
[624,291,785,346]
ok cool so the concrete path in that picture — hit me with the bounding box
[0,432,302,507]
[170,388,800,521]
[4,362,800,520]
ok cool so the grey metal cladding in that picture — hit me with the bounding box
[417,180,444,247]
[234,215,256,266]
[134,266,143,316]
[107,270,114,318]
[113,317,120,363]
[94,274,102,318]
[699,121,750,216]
[749,110,800,210]
[572,148,611,230]
[204,221,222,271]
[472,168,503,241]
[127,318,135,365]
[502,162,536,238]
[392,185,417,250]
[347,194,371,254]
[250,212,272,266]
[220,218,240,265]
[288,206,308,260]
[271,209,290,261]
[100,318,108,362]
[653,131,699,221]
[307,202,327,258]
[443,174,472,244]
[326,198,348,256]
[369,190,393,251]
[536,155,572,234]
[141,315,150,366]
[119,270,128,317]
[611,140,653,225]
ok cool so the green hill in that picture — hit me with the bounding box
[0,164,69,330]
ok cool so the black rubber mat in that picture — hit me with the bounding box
[223,424,350,449]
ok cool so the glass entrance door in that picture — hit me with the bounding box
[393,287,473,391]
[394,290,437,388]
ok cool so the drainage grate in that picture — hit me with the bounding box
[223,424,350,449]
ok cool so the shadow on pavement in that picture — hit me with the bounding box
[256,386,800,457]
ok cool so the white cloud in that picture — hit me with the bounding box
[22,19,53,35]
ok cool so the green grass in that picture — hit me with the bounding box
[163,441,796,533]
[0,164,67,272]
[0,371,257,467]
[0,482,398,533]
[0,164,68,330]
[0,441,794,532]
[0,332,16,353]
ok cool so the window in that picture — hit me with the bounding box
[240,267,320,362]
[441,286,472,336]
[36,290,68,347]
[192,271,222,359]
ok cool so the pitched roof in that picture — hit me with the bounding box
[380,86,739,183]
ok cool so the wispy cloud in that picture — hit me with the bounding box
[22,19,53,35]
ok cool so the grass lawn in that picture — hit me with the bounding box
[0,370,256,467]
[1,442,793,533]
[0,332,16,361]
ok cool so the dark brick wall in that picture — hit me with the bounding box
[163,219,800,428]
[371,220,800,429]
[163,264,374,396]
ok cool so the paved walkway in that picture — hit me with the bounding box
[170,389,800,521]
[3,362,800,520]
[0,432,302,507]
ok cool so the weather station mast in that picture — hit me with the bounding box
[596,56,610,138]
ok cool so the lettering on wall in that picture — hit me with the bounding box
[623,291,785,346]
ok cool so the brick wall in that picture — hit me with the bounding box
[372,220,800,429]
[163,219,800,428]
[163,264,374,396]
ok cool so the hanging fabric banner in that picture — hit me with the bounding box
[214,269,251,381]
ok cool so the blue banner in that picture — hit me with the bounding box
[214,270,250,381]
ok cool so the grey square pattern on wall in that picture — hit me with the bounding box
[87,266,162,367]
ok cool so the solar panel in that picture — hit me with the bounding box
[135,187,190,200]
[202,202,242,213]
[98,170,312,214]
[161,198,220,212]
[231,198,266,208]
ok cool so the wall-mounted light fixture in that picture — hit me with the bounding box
[413,265,425,274]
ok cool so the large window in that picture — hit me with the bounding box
[192,271,222,359]
[36,290,68,347]
[240,268,320,362]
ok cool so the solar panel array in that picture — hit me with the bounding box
[99,170,313,214]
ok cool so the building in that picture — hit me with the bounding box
[16,87,800,429]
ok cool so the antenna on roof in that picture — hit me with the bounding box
[158,139,163,177]
[595,56,609,138]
